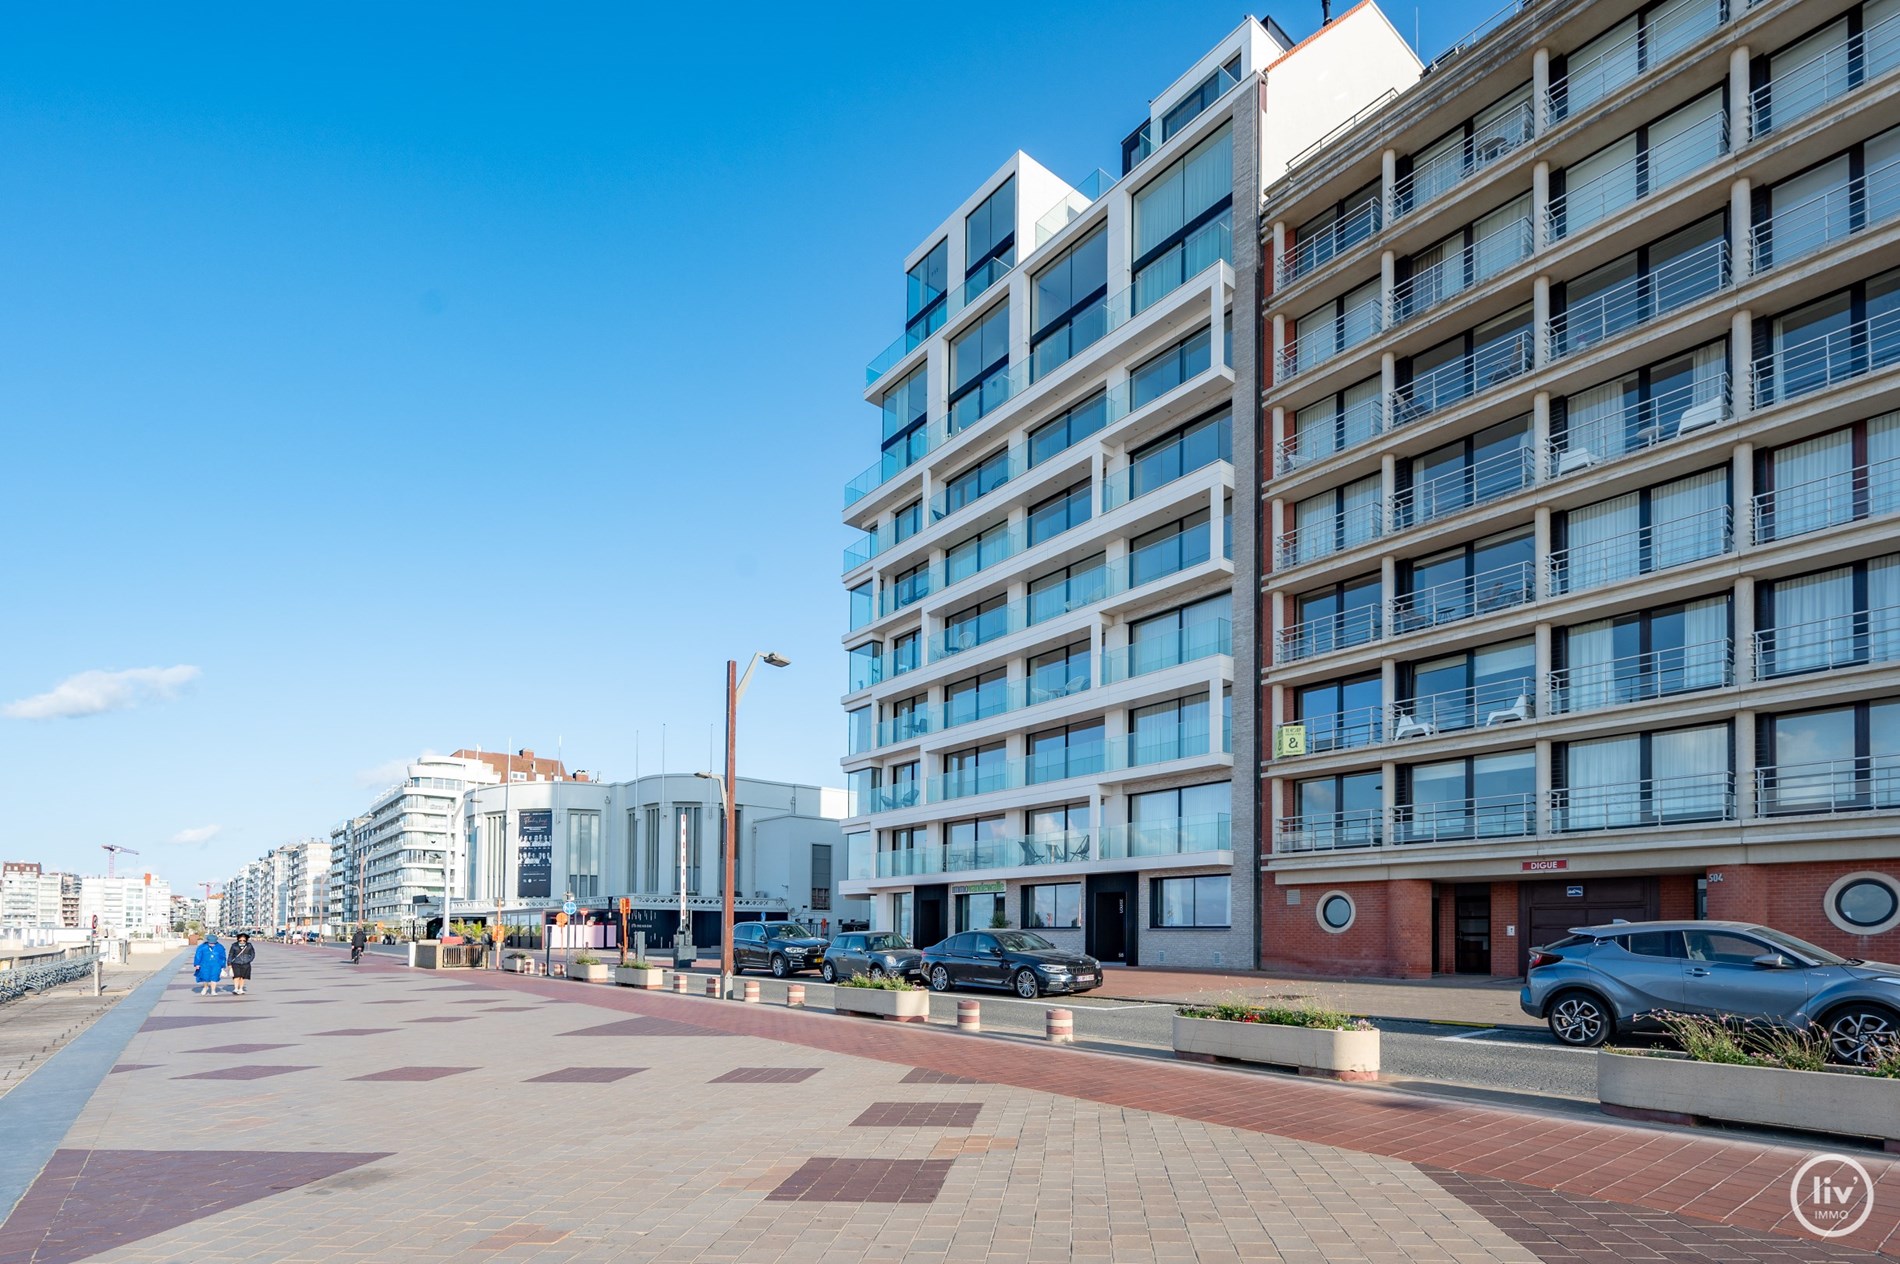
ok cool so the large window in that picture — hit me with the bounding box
[1757,4,1900,137]
[1287,771,1382,850]
[1398,85,1533,212]
[1027,719,1105,784]
[1294,279,1381,373]
[1027,481,1092,546]
[1556,469,1729,594]
[1394,530,1535,632]
[1032,226,1108,379]
[887,562,929,613]
[1289,378,1381,469]
[906,239,948,341]
[950,305,1011,430]
[1128,694,1210,765]
[1764,269,1900,404]
[1556,340,1727,473]
[1556,2,1723,121]
[1132,125,1233,312]
[1129,509,1211,586]
[941,744,1006,798]
[945,522,1012,584]
[848,582,873,631]
[1127,593,1232,678]
[1756,412,1900,542]
[1400,638,1535,735]
[943,669,1007,728]
[884,693,928,743]
[1123,409,1231,503]
[1553,214,1727,356]
[1294,473,1381,564]
[1552,92,1724,237]
[1290,575,1381,658]
[1028,392,1108,468]
[1024,883,1081,930]
[847,706,873,755]
[1400,751,1536,842]
[1028,554,1108,624]
[1761,697,1900,814]
[1758,126,1900,268]
[1027,641,1091,704]
[1758,556,1900,677]
[1152,875,1230,927]
[945,815,1006,873]
[1131,328,1214,411]
[1395,415,1531,529]
[1396,196,1533,323]
[880,365,931,474]
[1557,724,1731,830]
[1395,307,1534,422]
[564,812,600,899]
[890,629,920,677]
[942,448,1013,519]
[942,595,1006,653]
[1556,596,1730,711]
[965,177,1017,279]
[1296,674,1382,753]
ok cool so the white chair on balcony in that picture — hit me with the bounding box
[1675,398,1726,434]
[1484,694,1531,726]
[1554,445,1597,476]
[1392,710,1439,740]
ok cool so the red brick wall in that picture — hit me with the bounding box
[1706,860,1900,961]
[1434,887,1456,975]
[1658,874,1698,921]
[1260,878,1433,978]
[1488,882,1519,976]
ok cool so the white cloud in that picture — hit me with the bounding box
[3,665,201,720]
[168,825,222,846]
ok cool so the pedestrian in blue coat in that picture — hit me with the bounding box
[194,934,227,997]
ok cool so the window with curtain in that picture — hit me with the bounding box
[1560,135,1638,235]
[1646,91,1724,191]
[1762,556,1900,676]
[1769,157,1852,266]
[1561,16,1639,118]
[1650,468,1730,569]
[1027,719,1105,784]
[1129,694,1210,764]
[1131,328,1213,410]
[1130,510,1211,585]
[1028,641,1091,704]
[1561,724,1729,830]
[1295,473,1380,564]
[1127,409,1231,501]
[1292,378,1382,466]
[1765,429,1855,540]
[1132,125,1233,312]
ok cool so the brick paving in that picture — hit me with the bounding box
[0,944,1892,1262]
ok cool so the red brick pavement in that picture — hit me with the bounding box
[386,961,1900,1257]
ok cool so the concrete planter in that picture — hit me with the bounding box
[568,963,612,984]
[832,987,929,1023]
[1599,1051,1900,1149]
[614,966,666,989]
[509,957,534,974]
[1171,1014,1380,1081]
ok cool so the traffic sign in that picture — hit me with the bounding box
[562,899,578,916]
[618,897,631,916]
[554,912,569,927]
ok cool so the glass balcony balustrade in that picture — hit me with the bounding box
[1101,619,1231,684]
[1124,66,1242,169]
[865,258,1017,387]
[1034,168,1116,248]
[936,674,1092,735]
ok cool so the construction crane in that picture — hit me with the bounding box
[101,844,140,878]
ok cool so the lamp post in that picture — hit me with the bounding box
[701,651,789,999]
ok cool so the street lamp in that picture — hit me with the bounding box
[704,652,789,999]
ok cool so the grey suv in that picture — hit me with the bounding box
[1520,919,1900,1061]
[820,932,922,984]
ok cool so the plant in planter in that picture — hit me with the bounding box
[506,951,534,974]
[834,972,928,1021]
[614,958,666,988]
[567,953,612,983]
[1172,997,1379,1080]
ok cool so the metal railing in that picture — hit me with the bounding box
[1389,330,1534,427]
[1273,808,1383,854]
[1390,559,1536,635]
[1389,444,1535,530]
[1551,771,1736,832]
[1283,293,1384,377]
[1753,605,1900,679]
[1279,197,1382,287]
[1547,504,1732,595]
[1546,239,1731,360]
[1547,638,1733,714]
[1393,792,1538,845]
[1755,754,1900,816]
[1547,0,1726,124]
[1547,110,1728,242]
[1278,704,1384,756]
[1389,217,1533,326]
[1278,605,1382,663]
[1390,677,1537,739]
[1753,455,1900,544]
[1426,0,1536,73]
[1751,159,1900,275]
[1392,100,1534,218]
[1753,307,1900,409]
[1276,394,1386,475]
[1751,11,1900,140]
[1546,372,1731,479]
[0,953,100,1005]
[1276,500,1384,569]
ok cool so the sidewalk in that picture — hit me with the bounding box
[1,943,1891,1262]
[1090,966,1532,1027]
[0,961,168,1100]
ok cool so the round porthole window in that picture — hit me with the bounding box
[1827,873,1900,935]
[1318,892,1356,933]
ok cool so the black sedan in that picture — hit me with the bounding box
[821,931,923,983]
[921,930,1102,998]
[731,920,829,977]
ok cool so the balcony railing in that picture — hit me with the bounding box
[873,712,933,748]
[1276,394,1386,476]
[939,674,1091,734]
[1277,705,1384,756]
[1393,792,1538,845]
[1755,754,1900,816]
[1389,217,1534,326]
[1108,724,1216,772]
[1390,444,1535,530]
[1034,168,1115,248]
[1389,330,1534,427]
[1751,159,1900,275]
[864,256,1016,388]
[1751,11,1900,140]
[1546,239,1731,360]
[1551,771,1736,831]
[1547,110,1729,243]
[1278,197,1382,288]
[1753,307,1900,409]
[1283,294,1384,377]
[1392,100,1534,219]
[1102,440,1232,513]
[1547,505,1733,596]
[1273,808,1383,853]
[1753,605,1900,679]
[1101,618,1232,684]
[1753,455,1900,544]
[929,445,1029,524]
[1390,677,1536,740]
[861,782,922,815]
[1547,638,1733,715]
[1276,501,1384,569]
[1547,0,1726,125]
[1100,813,1231,859]
[1546,372,1731,479]
[1125,66,1242,168]
[1278,605,1382,664]
[1390,559,1536,635]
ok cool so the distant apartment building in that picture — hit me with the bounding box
[280,839,332,931]
[1,862,63,930]
[1257,0,1900,975]
[837,10,1418,967]
[79,873,172,937]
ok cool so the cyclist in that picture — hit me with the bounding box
[350,926,367,964]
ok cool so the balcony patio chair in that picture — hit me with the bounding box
[1484,694,1531,726]
[1067,837,1091,862]
[1019,839,1042,866]
[1392,710,1439,740]
[1675,397,1726,434]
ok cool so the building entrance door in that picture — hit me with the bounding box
[1084,872,1139,965]
[1454,885,1491,974]
[914,884,948,948]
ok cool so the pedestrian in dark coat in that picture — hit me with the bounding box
[229,934,257,996]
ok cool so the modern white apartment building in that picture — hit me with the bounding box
[459,773,858,947]
[280,838,332,931]
[1258,0,1900,976]
[838,12,1419,967]
[1,862,64,931]
[78,873,172,937]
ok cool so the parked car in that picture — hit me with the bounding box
[821,931,923,983]
[1520,919,1900,1061]
[921,930,1102,998]
[731,921,829,978]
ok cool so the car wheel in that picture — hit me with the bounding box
[1013,969,1041,999]
[770,955,788,979]
[1822,1003,1900,1065]
[868,964,886,980]
[1547,991,1612,1048]
[820,961,836,984]
[929,965,952,993]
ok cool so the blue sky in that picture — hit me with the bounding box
[0,2,1484,884]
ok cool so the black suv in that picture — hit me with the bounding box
[921,930,1102,998]
[732,921,829,977]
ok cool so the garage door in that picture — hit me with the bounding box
[1519,877,1659,973]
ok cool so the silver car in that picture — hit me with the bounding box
[1520,919,1900,1061]
[820,931,923,984]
